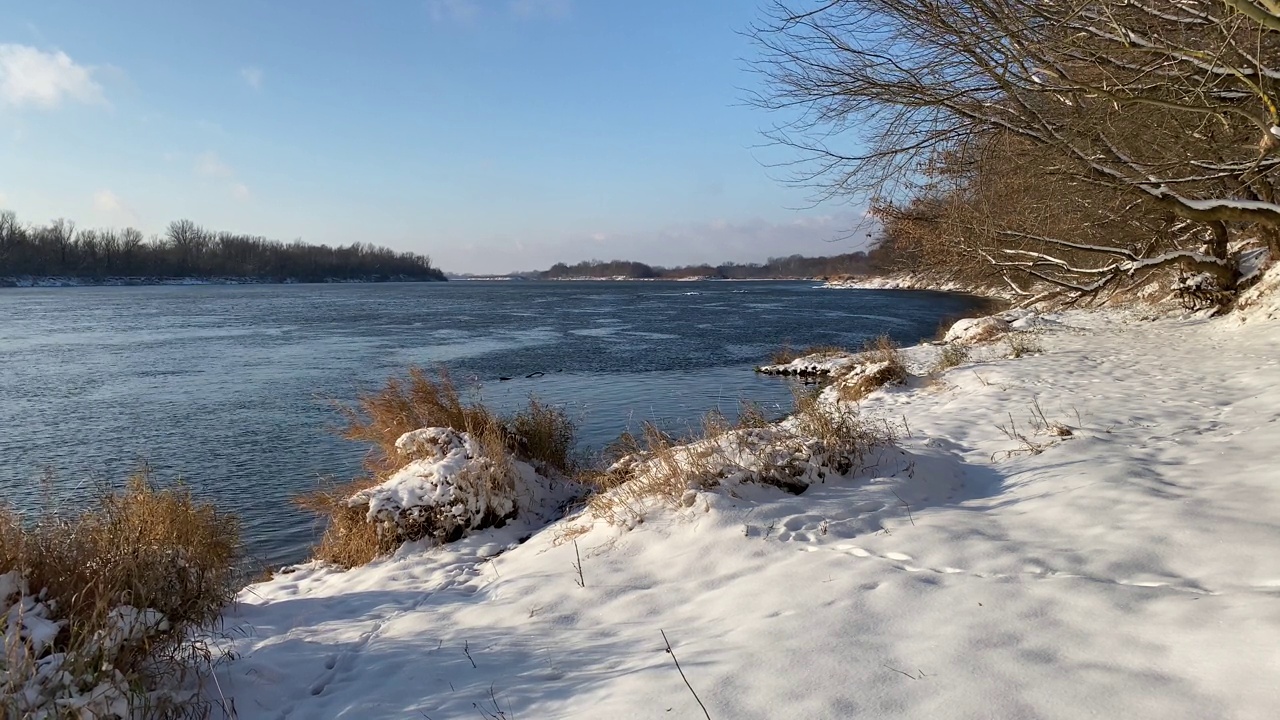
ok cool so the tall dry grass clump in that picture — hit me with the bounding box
[294,476,393,568]
[300,367,578,567]
[509,398,578,475]
[835,335,909,402]
[0,467,241,716]
[336,366,505,474]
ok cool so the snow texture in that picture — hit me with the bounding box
[210,307,1280,719]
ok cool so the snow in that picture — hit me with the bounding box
[820,273,982,294]
[942,315,1010,344]
[755,352,862,376]
[209,306,1280,719]
[1,570,182,718]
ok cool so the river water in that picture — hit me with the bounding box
[0,281,982,566]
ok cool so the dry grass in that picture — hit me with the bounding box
[584,393,891,524]
[583,421,727,524]
[862,335,909,380]
[1006,332,1043,358]
[0,467,241,716]
[294,475,390,568]
[792,386,893,472]
[300,367,577,567]
[336,367,503,474]
[832,336,909,402]
[734,400,771,430]
[510,397,578,475]
[933,343,971,372]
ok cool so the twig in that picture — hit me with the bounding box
[661,630,712,720]
[891,490,916,527]
[572,539,585,588]
[463,640,476,669]
[884,664,926,680]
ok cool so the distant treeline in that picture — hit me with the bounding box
[0,211,446,282]
[537,250,889,280]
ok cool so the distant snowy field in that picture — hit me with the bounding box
[210,298,1280,719]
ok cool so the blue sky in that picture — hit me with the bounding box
[0,0,869,274]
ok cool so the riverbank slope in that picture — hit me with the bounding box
[210,299,1280,718]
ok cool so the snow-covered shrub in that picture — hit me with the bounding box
[0,470,241,717]
[303,367,581,566]
[944,316,1010,345]
[833,361,902,402]
[587,403,891,524]
[348,428,521,546]
[301,426,557,567]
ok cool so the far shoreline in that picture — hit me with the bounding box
[0,275,449,288]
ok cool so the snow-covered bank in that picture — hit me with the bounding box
[210,306,1280,719]
[821,272,989,295]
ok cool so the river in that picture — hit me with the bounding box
[0,280,982,566]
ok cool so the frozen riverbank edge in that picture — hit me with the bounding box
[207,283,1280,719]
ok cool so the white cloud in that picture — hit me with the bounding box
[92,189,123,213]
[195,151,233,178]
[240,66,263,90]
[0,44,104,109]
[509,0,571,19]
[0,191,8,207]
[231,183,251,201]
[426,0,480,22]
[90,189,139,225]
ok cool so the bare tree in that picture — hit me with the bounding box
[752,0,1280,300]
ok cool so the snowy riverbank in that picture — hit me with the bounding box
[820,272,984,294]
[208,298,1280,718]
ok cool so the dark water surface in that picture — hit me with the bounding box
[0,281,981,565]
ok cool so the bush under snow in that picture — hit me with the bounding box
[943,316,1010,345]
[346,428,548,546]
[1,571,181,719]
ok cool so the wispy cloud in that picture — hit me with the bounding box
[509,0,571,19]
[193,152,250,201]
[92,189,123,213]
[194,151,233,178]
[426,0,480,23]
[0,44,104,109]
[91,189,139,225]
[240,66,264,90]
[426,0,568,23]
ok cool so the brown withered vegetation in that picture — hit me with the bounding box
[0,467,242,716]
[298,367,577,567]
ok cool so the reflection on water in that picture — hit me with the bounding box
[0,280,982,565]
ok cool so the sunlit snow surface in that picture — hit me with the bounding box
[210,297,1280,719]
